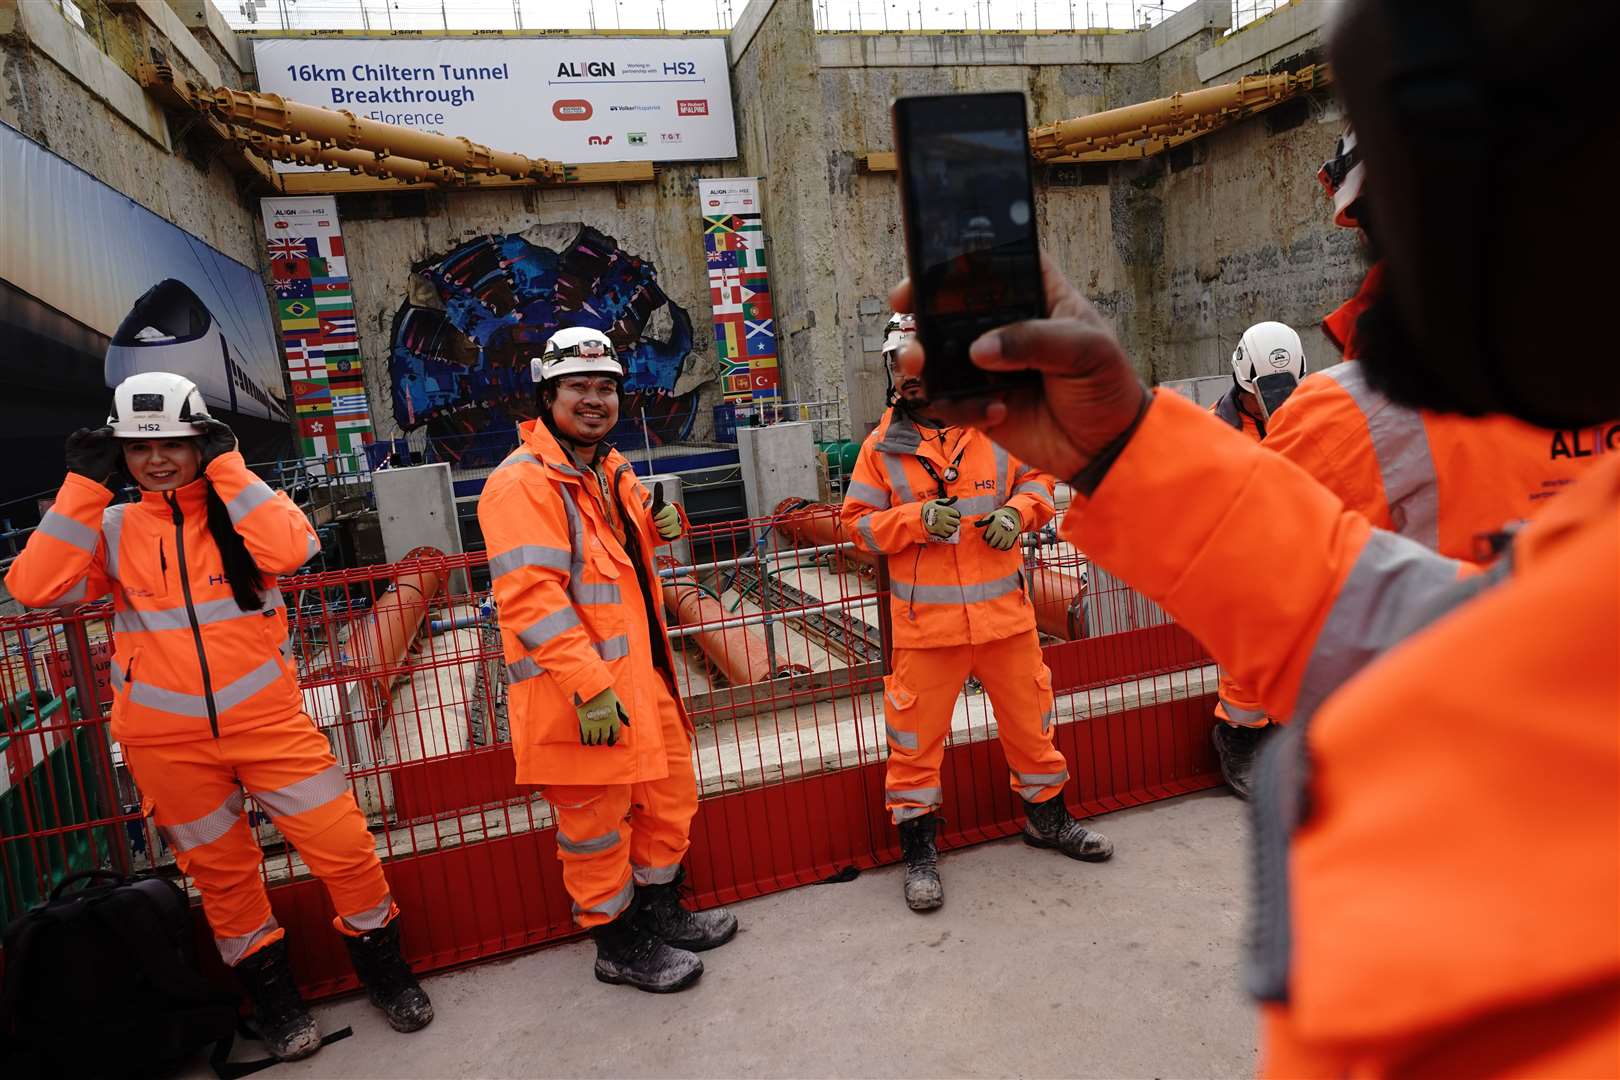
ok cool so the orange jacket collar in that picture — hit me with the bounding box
[136,476,209,515]
[1322,261,1385,359]
[517,419,621,480]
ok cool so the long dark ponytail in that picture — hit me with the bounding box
[205,484,266,611]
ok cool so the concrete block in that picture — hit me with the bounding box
[1139,0,1230,61]
[1160,374,1230,408]
[737,421,819,519]
[13,0,171,149]
[1197,0,1338,83]
[131,0,223,86]
[640,472,691,567]
[163,0,254,74]
[373,464,467,590]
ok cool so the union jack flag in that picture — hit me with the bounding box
[269,237,314,260]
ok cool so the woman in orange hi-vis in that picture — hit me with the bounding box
[840,313,1111,914]
[5,373,432,1062]
[477,327,736,995]
[886,3,1618,1073]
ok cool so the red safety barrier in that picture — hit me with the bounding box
[0,503,1219,998]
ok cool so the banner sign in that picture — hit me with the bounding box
[699,178,777,402]
[252,38,737,165]
[260,196,374,460]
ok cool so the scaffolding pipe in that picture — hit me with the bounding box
[1029,67,1326,160]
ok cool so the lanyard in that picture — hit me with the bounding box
[915,430,967,496]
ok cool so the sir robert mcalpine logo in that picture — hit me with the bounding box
[553,99,593,121]
[677,99,709,117]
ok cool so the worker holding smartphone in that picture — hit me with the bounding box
[840,313,1112,914]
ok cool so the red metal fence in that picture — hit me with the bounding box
[0,502,1219,997]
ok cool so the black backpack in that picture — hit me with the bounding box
[0,870,245,1079]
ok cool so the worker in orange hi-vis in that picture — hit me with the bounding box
[477,327,736,995]
[885,2,1619,1071]
[1205,320,1308,795]
[5,373,432,1063]
[840,312,1111,914]
[1210,128,1615,800]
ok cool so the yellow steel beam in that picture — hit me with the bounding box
[275,161,656,196]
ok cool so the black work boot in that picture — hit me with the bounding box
[897,813,944,912]
[633,867,738,952]
[234,938,321,1062]
[1022,794,1114,861]
[1212,722,1269,801]
[591,901,704,993]
[342,919,435,1033]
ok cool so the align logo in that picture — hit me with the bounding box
[553,99,593,121]
[677,99,709,117]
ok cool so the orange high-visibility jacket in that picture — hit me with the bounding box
[6,454,319,746]
[477,420,688,787]
[842,408,1057,649]
[1209,387,1266,443]
[1063,389,1618,1076]
[1267,264,1611,561]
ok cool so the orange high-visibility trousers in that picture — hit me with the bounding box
[1214,670,1270,728]
[544,678,698,928]
[124,712,395,966]
[883,628,1069,822]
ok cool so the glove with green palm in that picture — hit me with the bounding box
[974,506,1023,551]
[919,496,960,541]
[650,482,682,540]
[576,686,631,746]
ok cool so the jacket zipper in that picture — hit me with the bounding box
[165,493,221,737]
[158,539,169,593]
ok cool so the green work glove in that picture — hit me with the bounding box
[577,686,631,747]
[650,482,682,540]
[974,506,1023,551]
[920,496,960,540]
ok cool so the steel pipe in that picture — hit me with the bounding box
[773,500,874,567]
[1028,566,1088,641]
[662,580,809,683]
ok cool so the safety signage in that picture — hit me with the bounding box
[252,37,737,165]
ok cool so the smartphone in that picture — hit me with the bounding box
[893,92,1044,403]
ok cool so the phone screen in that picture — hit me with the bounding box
[894,92,1043,402]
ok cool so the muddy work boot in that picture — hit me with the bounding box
[1212,722,1269,801]
[343,919,435,1033]
[897,813,944,912]
[633,867,738,952]
[234,938,322,1062]
[591,902,704,993]
[1022,794,1114,862]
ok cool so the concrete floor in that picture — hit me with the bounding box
[195,791,1256,1079]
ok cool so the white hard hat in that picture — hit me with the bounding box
[881,312,917,364]
[107,371,210,438]
[1317,127,1364,228]
[1230,321,1307,394]
[530,327,625,384]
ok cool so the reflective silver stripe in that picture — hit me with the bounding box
[518,607,582,650]
[596,635,629,661]
[552,460,585,478]
[559,486,586,578]
[45,579,89,609]
[280,638,294,663]
[507,656,545,683]
[844,480,889,509]
[570,582,621,605]
[489,544,571,579]
[891,571,1021,606]
[302,532,319,565]
[126,657,283,717]
[558,828,623,855]
[38,510,97,553]
[884,722,919,751]
[633,863,681,885]
[886,785,943,806]
[102,504,127,581]
[341,895,395,932]
[880,453,916,504]
[113,589,285,635]
[1012,481,1055,506]
[573,877,635,919]
[993,443,1009,498]
[217,916,280,967]
[1295,530,1460,723]
[1041,707,1056,735]
[1012,463,1036,484]
[1219,698,1270,728]
[225,480,276,525]
[250,764,348,819]
[856,515,882,553]
[161,789,246,852]
[892,804,934,822]
[1015,769,1068,800]
[1321,364,1440,549]
[953,494,1001,516]
[494,450,542,474]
